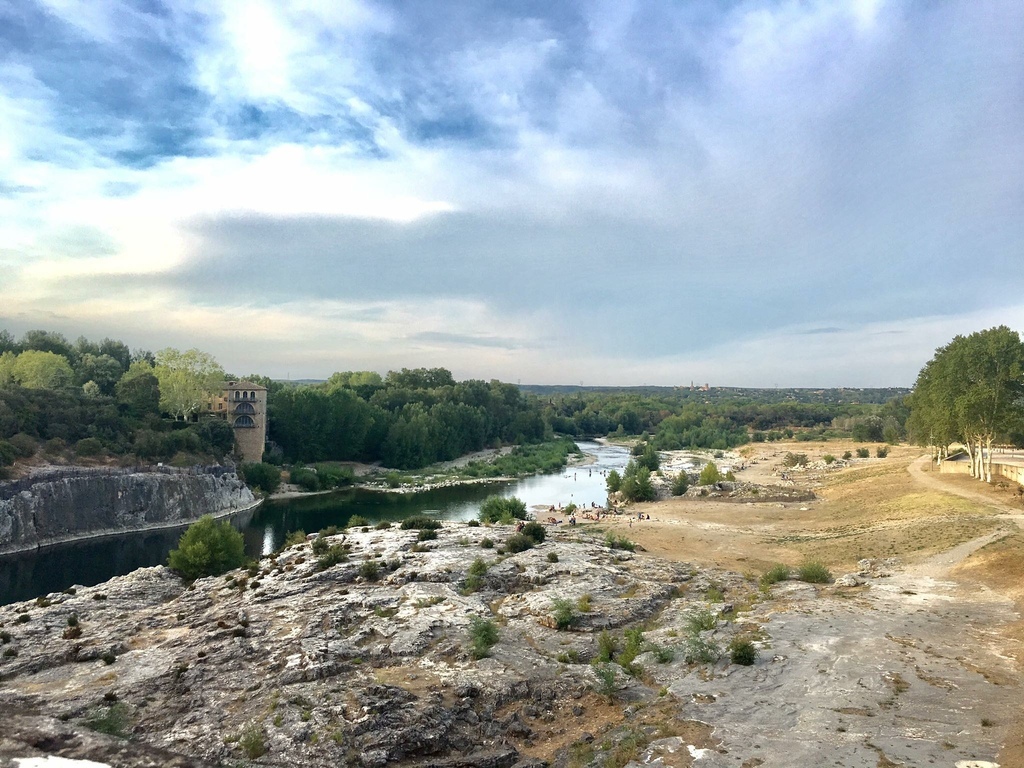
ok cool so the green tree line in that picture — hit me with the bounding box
[907,326,1024,482]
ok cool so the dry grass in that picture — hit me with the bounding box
[599,443,1008,572]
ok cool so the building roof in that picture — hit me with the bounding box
[224,380,267,391]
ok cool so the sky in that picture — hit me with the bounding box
[1,0,1022,387]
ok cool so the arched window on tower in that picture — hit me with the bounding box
[234,415,255,428]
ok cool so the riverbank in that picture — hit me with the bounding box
[270,439,584,500]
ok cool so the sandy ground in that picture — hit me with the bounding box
[583,441,1024,765]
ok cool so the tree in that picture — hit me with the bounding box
[606,469,622,493]
[167,516,247,579]
[75,353,124,395]
[153,348,224,421]
[12,350,75,389]
[908,327,1024,481]
[698,461,722,486]
[478,495,528,523]
[116,363,161,419]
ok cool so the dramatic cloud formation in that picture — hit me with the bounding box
[2,0,1022,385]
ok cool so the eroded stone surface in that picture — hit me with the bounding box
[0,524,1017,767]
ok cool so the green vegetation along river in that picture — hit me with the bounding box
[0,442,628,605]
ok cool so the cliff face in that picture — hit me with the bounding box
[0,470,256,553]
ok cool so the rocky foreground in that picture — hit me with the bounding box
[0,522,1016,767]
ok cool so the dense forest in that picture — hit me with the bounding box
[0,327,911,474]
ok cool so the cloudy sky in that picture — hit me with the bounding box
[1,0,1022,386]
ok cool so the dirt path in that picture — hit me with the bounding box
[908,454,1024,517]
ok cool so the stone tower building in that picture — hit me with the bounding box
[210,380,268,463]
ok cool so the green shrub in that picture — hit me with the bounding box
[400,515,442,530]
[822,454,836,464]
[468,615,499,659]
[347,515,369,528]
[606,469,622,493]
[316,545,348,571]
[596,630,618,663]
[464,557,489,592]
[417,528,438,541]
[239,462,281,493]
[670,472,689,496]
[876,446,889,458]
[577,594,592,612]
[546,551,559,563]
[167,516,247,580]
[314,464,355,488]
[856,447,870,458]
[685,635,721,664]
[311,536,330,555]
[685,607,717,634]
[617,627,645,672]
[504,533,534,553]
[84,702,132,738]
[238,722,268,759]
[653,645,675,664]
[604,533,635,551]
[466,519,480,527]
[8,433,37,458]
[3,647,17,658]
[729,637,758,666]
[0,630,11,643]
[283,529,307,548]
[375,521,392,530]
[760,563,790,586]
[782,452,809,468]
[698,461,722,485]
[796,560,832,583]
[550,598,579,630]
[521,521,546,544]
[480,537,494,548]
[74,437,104,457]
[478,496,528,524]
[16,613,30,624]
[359,560,380,581]
[593,664,618,697]
[289,467,320,491]
[842,451,852,460]
[0,440,17,467]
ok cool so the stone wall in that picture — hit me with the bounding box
[0,468,257,554]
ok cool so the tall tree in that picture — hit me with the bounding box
[908,327,1024,481]
[153,348,225,421]
[11,350,75,389]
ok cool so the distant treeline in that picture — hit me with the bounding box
[0,327,911,474]
[540,390,910,451]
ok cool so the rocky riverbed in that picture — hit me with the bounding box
[0,522,1017,767]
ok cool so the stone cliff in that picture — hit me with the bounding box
[0,468,257,554]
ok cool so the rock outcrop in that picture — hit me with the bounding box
[0,468,257,554]
[0,525,1015,767]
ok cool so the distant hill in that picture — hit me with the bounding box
[517,385,909,405]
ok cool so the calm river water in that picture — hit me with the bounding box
[0,441,629,605]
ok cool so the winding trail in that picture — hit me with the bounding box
[906,454,1024,574]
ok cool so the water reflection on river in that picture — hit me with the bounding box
[0,441,629,604]
[250,441,629,554]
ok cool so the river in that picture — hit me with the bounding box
[0,441,629,605]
